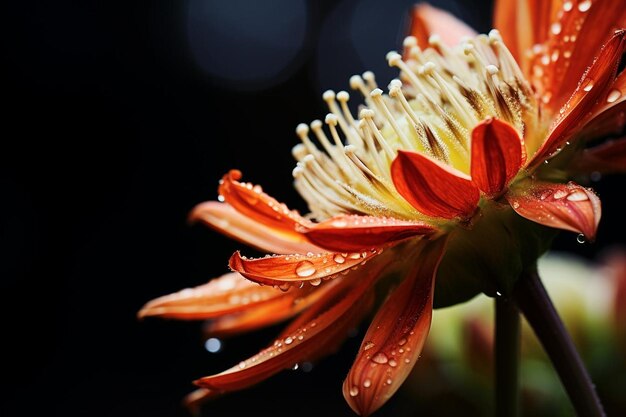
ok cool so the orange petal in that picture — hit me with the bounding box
[494,0,559,70]
[531,2,626,111]
[470,118,526,196]
[391,150,479,220]
[506,180,601,240]
[189,201,321,255]
[218,170,311,232]
[530,30,626,167]
[581,71,626,139]
[228,249,381,287]
[572,137,626,174]
[203,278,345,337]
[343,238,447,416]
[194,255,391,394]
[407,4,476,48]
[303,215,437,252]
[138,272,302,320]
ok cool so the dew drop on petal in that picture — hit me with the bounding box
[349,386,359,397]
[607,89,621,103]
[563,1,573,11]
[363,341,375,351]
[292,363,299,370]
[309,278,322,286]
[512,201,520,209]
[295,260,316,277]
[398,337,407,346]
[388,359,398,367]
[238,361,246,369]
[567,191,589,201]
[553,190,568,199]
[582,79,594,92]
[363,379,372,388]
[578,0,591,12]
[577,234,586,244]
[386,378,393,385]
[217,194,225,202]
[372,352,389,364]
[333,254,345,264]
[284,336,294,345]
[550,22,562,35]
[331,218,347,227]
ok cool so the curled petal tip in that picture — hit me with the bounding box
[506,181,601,240]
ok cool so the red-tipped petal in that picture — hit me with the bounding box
[195,256,391,394]
[138,272,304,320]
[343,238,447,416]
[303,215,437,252]
[189,202,321,255]
[183,388,217,415]
[506,181,601,240]
[229,249,381,287]
[470,118,525,196]
[218,170,311,232]
[391,150,479,219]
[581,71,626,139]
[531,30,626,166]
[573,137,626,174]
[407,4,476,48]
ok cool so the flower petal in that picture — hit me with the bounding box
[218,170,311,232]
[506,180,601,240]
[580,71,626,139]
[470,118,526,196]
[342,238,447,416]
[189,201,321,255]
[494,0,559,68]
[572,137,626,174]
[407,3,476,48]
[531,2,626,111]
[194,256,391,394]
[138,272,301,320]
[391,150,479,220]
[203,279,345,337]
[228,249,381,287]
[530,30,626,167]
[303,215,437,252]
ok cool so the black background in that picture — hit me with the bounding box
[2,1,623,416]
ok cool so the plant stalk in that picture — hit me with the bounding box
[495,296,520,417]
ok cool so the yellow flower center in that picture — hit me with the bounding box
[292,30,547,221]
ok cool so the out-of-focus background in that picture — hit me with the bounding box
[2,0,624,416]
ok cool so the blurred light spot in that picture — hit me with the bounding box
[204,337,222,353]
[301,361,314,372]
[187,0,308,90]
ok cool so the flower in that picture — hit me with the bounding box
[140,1,626,415]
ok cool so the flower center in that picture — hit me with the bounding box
[293,30,544,221]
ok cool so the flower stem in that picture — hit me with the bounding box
[514,269,606,417]
[495,296,520,417]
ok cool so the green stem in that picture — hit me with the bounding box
[514,269,605,417]
[495,296,520,417]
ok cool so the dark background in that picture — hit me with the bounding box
[2,1,623,416]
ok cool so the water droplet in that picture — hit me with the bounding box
[386,378,393,385]
[331,219,347,227]
[238,361,246,369]
[496,291,502,297]
[297,334,304,341]
[607,89,621,103]
[333,254,345,264]
[309,278,322,286]
[578,0,591,12]
[583,79,594,91]
[553,190,568,199]
[567,191,589,201]
[404,358,411,363]
[577,234,586,244]
[253,184,263,194]
[217,194,225,202]
[348,253,361,259]
[292,363,299,370]
[550,22,562,35]
[204,337,222,353]
[388,359,398,367]
[563,1,573,12]
[349,386,359,397]
[363,341,375,351]
[295,260,316,277]
[398,338,407,346]
[284,336,294,345]
[372,352,389,364]
[363,379,372,388]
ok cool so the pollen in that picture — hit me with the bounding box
[292,31,544,221]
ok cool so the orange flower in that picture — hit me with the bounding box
[141,1,626,415]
